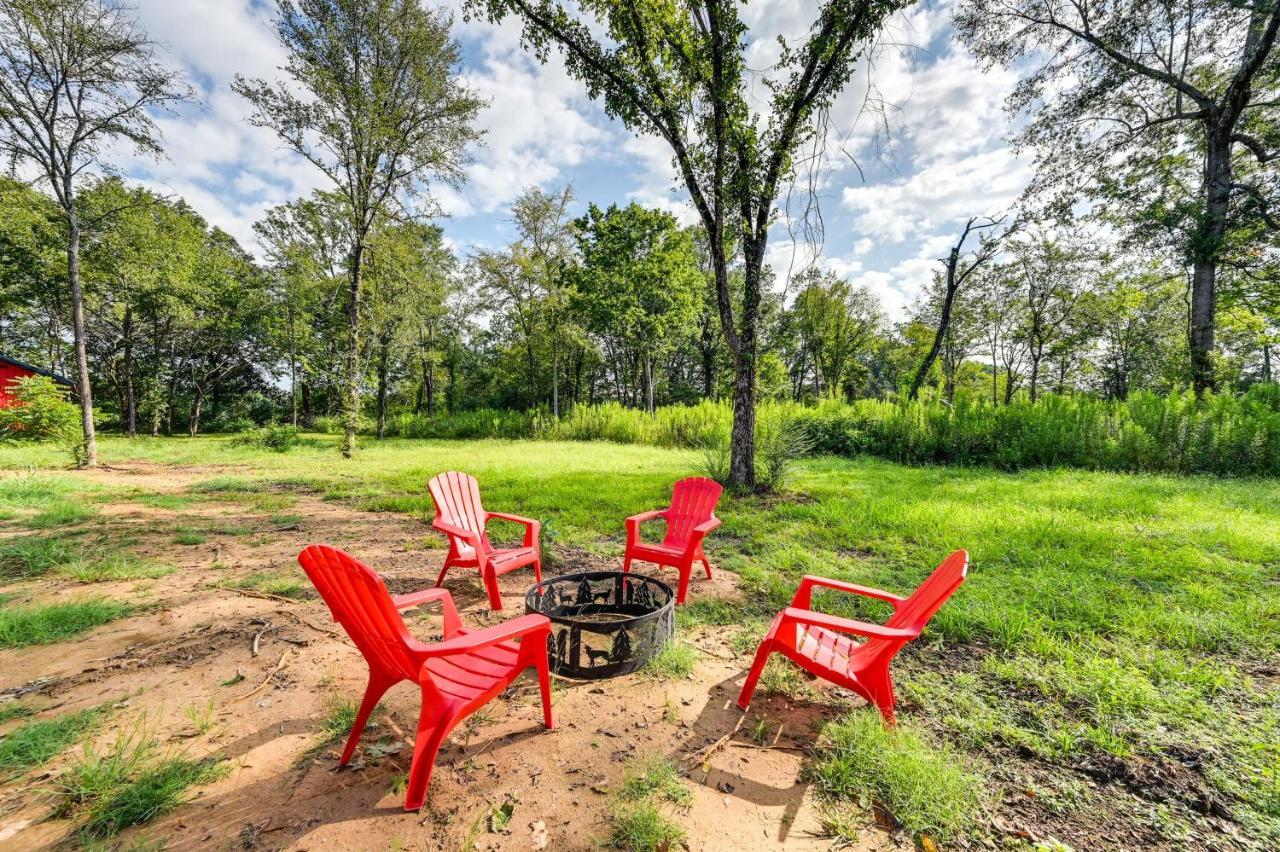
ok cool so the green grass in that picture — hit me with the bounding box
[0,598,134,647]
[219,571,307,599]
[172,529,206,546]
[60,553,173,583]
[0,707,105,776]
[1,435,1278,843]
[24,501,97,528]
[0,702,33,724]
[57,721,226,839]
[642,641,697,680]
[810,711,979,842]
[0,534,79,580]
[609,757,690,851]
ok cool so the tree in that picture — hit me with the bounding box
[908,216,1008,399]
[957,0,1280,393]
[512,186,577,416]
[467,0,910,488]
[0,0,189,465]
[1008,234,1089,401]
[235,0,481,457]
[569,204,702,412]
[789,268,883,400]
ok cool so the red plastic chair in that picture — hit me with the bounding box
[428,471,541,611]
[297,545,554,811]
[737,550,968,724]
[623,477,723,605]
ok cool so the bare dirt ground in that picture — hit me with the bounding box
[0,463,908,851]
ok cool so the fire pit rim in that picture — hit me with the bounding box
[524,569,675,680]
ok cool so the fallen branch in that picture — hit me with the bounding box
[232,650,292,703]
[224,587,299,605]
[251,621,274,656]
[688,712,746,769]
[274,609,339,637]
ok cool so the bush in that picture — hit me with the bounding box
[231,424,303,452]
[0,375,84,463]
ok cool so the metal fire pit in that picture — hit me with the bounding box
[524,571,675,679]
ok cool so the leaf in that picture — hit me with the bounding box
[489,800,515,833]
[219,670,246,687]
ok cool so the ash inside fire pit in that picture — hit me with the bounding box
[525,571,674,679]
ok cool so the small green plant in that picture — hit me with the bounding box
[608,757,690,851]
[220,571,306,599]
[183,699,216,735]
[317,694,363,744]
[695,435,732,486]
[755,417,814,491]
[642,641,697,680]
[810,710,979,842]
[231,424,303,453]
[0,706,105,776]
[58,719,226,839]
[172,530,206,546]
[758,657,812,700]
[0,598,134,647]
[0,701,33,724]
[0,375,84,463]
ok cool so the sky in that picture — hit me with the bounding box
[109,0,1033,320]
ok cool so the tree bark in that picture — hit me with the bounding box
[122,304,137,437]
[342,242,365,457]
[376,334,390,439]
[66,215,97,466]
[1190,132,1232,395]
[910,259,961,400]
[727,257,760,491]
[288,302,298,427]
[644,350,654,413]
[188,385,203,437]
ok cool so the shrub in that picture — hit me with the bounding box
[231,424,303,452]
[0,375,84,463]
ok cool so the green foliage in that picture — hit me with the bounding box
[642,641,697,680]
[0,375,83,462]
[609,757,690,851]
[231,424,304,452]
[380,389,1280,476]
[0,598,134,647]
[61,553,172,583]
[810,711,980,841]
[0,534,78,580]
[220,571,307,599]
[0,706,105,776]
[57,719,226,839]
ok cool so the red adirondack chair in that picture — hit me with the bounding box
[297,545,553,811]
[623,477,723,605]
[428,471,541,611]
[737,550,968,723]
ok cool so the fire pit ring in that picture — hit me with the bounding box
[525,571,675,679]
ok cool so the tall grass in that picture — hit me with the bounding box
[378,386,1280,476]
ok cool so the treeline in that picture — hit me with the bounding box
[4,176,1275,442]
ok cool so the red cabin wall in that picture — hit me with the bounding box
[0,363,34,408]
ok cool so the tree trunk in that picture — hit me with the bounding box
[991,343,999,406]
[1029,353,1041,402]
[302,382,314,427]
[342,242,365,457]
[910,262,960,400]
[644,350,654,414]
[288,303,298,427]
[1264,342,1273,383]
[552,344,560,417]
[700,320,716,398]
[122,304,137,437]
[66,215,97,466]
[727,259,760,491]
[1190,133,1231,395]
[376,335,390,439]
[188,385,203,437]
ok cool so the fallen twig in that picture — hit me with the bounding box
[231,651,292,703]
[274,609,339,637]
[688,712,746,768]
[251,621,273,656]
[224,587,299,605]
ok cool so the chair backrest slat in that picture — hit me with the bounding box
[429,471,489,551]
[662,477,722,547]
[886,550,969,634]
[298,545,421,680]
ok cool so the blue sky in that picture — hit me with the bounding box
[109,0,1032,318]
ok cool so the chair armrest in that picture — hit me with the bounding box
[432,518,482,547]
[418,613,550,658]
[486,511,540,548]
[781,607,917,641]
[679,516,721,556]
[791,575,906,610]
[626,509,665,545]
[393,588,462,638]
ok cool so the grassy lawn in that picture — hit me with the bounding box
[2,433,1278,843]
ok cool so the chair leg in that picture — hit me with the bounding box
[340,672,395,766]
[861,663,897,726]
[535,653,554,730]
[482,565,504,611]
[434,559,453,589]
[701,555,713,579]
[403,703,450,812]
[737,639,774,710]
[622,555,633,573]
[533,556,542,584]
[675,561,693,604]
